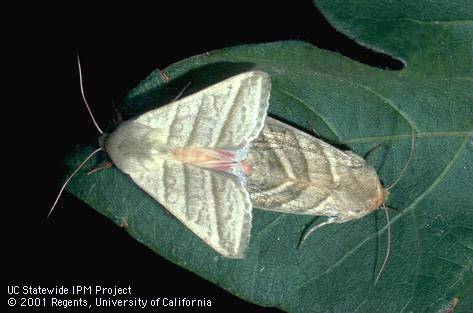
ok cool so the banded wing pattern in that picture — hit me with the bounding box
[134,71,270,149]
[246,117,383,221]
[131,160,252,258]
[105,71,271,257]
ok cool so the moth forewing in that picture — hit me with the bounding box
[244,117,411,284]
[245,117,386,222]
[104,71,271,258]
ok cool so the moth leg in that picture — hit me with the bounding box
[86,161,113,175]
[158,69,190,101]
[298,217,338,248]
[170,82,192,102]
[364,144,386,167]
[118,217,129,229]
[311,129,320,138]
[112,101,124,124]
[160,70,170,82]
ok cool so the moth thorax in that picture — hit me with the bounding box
[353,177,386,217]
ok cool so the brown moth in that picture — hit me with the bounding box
[246,117,386,226]
[244,117,413,284]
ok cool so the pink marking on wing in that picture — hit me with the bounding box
[241,160,253,176]
[203,162,236,171]
[172,148,238,168]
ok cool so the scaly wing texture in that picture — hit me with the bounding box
[104,71,271,257]
[134,71,271,149]
[128,159,252,258]
[246,117,382,220]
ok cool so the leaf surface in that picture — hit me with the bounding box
[67,1,473,312]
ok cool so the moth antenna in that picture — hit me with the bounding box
[77,55,104,135]
[48,147,103,218]
[48,56,107,217]
[374,205,391,285]
[386,127,416,191]
[299,217,336,248]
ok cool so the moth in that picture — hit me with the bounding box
[53,59,410,282]
[103,70,271,258]
[247,116,412,284]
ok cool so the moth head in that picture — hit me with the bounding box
[374,178,388,210]
[350,176,387,218]
[364,126,416,214]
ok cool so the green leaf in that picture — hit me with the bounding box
[67,1,473,312]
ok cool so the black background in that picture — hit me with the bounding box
[7,1,401,312]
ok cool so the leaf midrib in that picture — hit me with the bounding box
[275,87,472,144]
